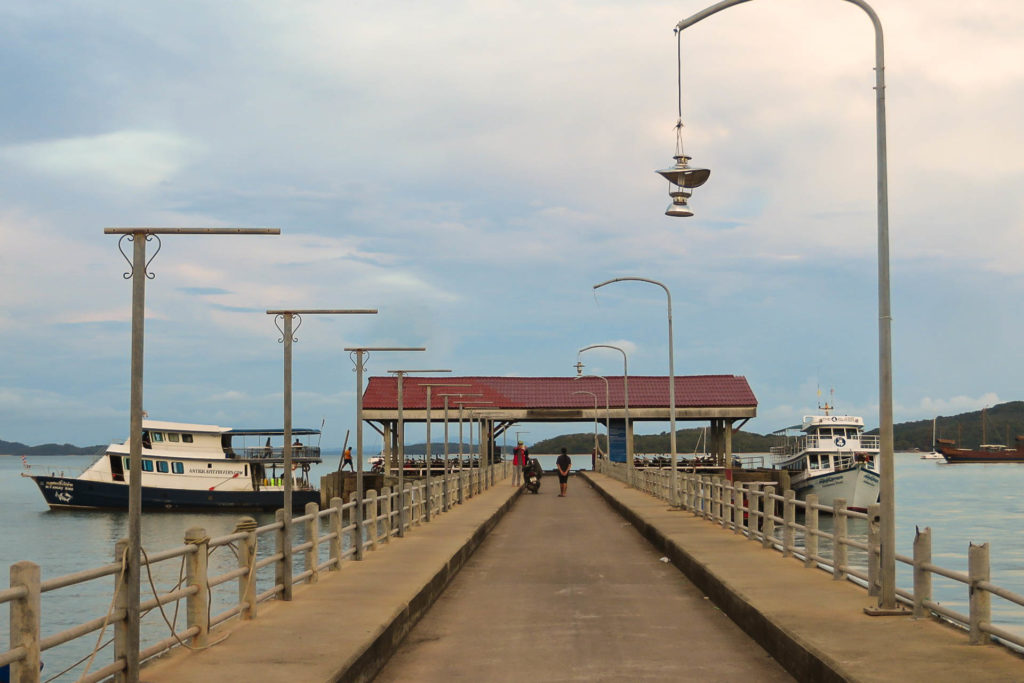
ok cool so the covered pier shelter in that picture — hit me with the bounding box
[360,375,757,466]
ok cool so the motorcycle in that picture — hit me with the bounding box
[523,458,542,494]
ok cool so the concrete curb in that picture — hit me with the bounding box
[580,471,844,682]
[336,486,523,683]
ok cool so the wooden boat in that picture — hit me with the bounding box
[25,420,322,510]
[937,408,1024,463]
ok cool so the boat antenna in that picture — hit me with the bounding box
[318,417,325,447]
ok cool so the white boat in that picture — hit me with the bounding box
[25,419,322,511]
[770,406,881,512]
[921,417,944,460]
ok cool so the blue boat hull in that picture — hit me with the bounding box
[29,475,319,512]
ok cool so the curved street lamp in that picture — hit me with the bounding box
[594,277,678,505]
[572,390,601,459]
[573,368,610,457]
[670,0,896,612]
[578,344,631,466]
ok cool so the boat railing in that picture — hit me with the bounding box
[596,458,1024,653]
[1,462,511,682]
[860,434,880,449]
[234,445,322,461]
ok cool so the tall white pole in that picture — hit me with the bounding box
[674,0,895,608]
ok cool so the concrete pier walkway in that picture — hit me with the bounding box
[374,475,790,682]
[141,472,1024,682]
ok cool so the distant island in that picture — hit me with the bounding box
[0,439,105,456]
[5,401,1023,456]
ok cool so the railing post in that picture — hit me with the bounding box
[329,497,343,571]
[867,503,881,597]
[113,538,131,683]
[350,491,364,561]
[275,509,293,599]
[184,526,209,647]
[913,526,931,619]
[782,490,795,559]
[700,476,710,520]
[733,482,744,534]
[381,487,393,542]
[366,489,379,550]
[9,561,41,683]
[762,486,776,550]
[234,516,258,619]
[833,499,848,581]
[969,542,991,645]
[304,502,319,583]
[804,494,818,568]
[747,484,760,542]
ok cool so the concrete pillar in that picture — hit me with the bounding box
[913,527,931,618]
[184,526,209,647]
[804,495,818,568]
[114,538,131,683]
[782,490,796,558]
[969,543,991,645]
[833,500,848,581]
[304,502,320,582]
[9,561,40,683]
[329,497,343,571]
[234,516,258,619]
[762,486,776,550]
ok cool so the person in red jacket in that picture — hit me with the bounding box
[512,441,529,486]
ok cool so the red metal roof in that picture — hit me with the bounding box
[362,375,757,411]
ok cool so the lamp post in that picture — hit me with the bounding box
[104,226,278,683]
[268,308,377,596]
[579,344,632,466]
[573,390,600,459]
[670,0,896,612]
[573,366,610,456]
[344,346,425,559]
[454,400,491,494]
[594,277,678,506]
[388,370,451,532]
[420,384,471,512]
[440,393,483,503]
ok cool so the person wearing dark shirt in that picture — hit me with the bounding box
[556,447,572,497]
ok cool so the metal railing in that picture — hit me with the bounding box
[597,458,1024,652]
[2,462,509,682]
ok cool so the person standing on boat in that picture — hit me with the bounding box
[556,447,572,497]
[341,447,354,471]
[512,441,528,486]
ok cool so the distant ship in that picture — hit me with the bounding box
[25,419,321,510]
[937,408,1024,463]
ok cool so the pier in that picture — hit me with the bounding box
[132,473,1022,682]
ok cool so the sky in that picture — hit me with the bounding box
[1,0,1022,449]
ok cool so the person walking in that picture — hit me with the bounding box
[341,446,354,471]
[556,447,572,497]
[512,441,528,486]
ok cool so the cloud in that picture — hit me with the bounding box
[2,130,200,189]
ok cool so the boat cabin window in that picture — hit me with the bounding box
[152,433,164,443]
[156,461,169,473]
[141,459,154,472]
[167,433,179,443]
[172,462,184,474]
[808,454,823,470]
[182,434,193,443]
[124,457,130,470]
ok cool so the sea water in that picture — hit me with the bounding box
[3,454,1023,678]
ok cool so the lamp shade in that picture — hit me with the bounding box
[665,190,694,218]
[656,155,710,189]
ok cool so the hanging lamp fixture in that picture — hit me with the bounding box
[656,29,709,217]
